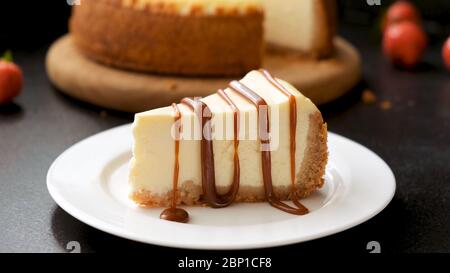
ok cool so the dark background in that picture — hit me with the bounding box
[0,0,449,254]
[1,0,449,51]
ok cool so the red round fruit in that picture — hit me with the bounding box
[383,21,427,69]
[0,60,23,104]
[442,37,450,71]
[384,1,421,31]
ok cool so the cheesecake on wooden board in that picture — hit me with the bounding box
[129,70,327,222]
[69,0,336,77]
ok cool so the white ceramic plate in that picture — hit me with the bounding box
[47,124,395,250]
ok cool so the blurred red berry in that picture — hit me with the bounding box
[442,37,450,71]
[383,1,421,32]
[0,51,23,104]
[383,21,427,69]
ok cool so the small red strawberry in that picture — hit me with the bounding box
[383,1,421,32]
[0,51,23,105]
[443,37,450,71]
[383,21,427,69]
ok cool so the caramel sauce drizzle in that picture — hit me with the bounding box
[160,71,309,223]
[258,69,308,211]
[180,97,239,208]
[217,89,241,203]
[228,80,308,215]
[160,103,189,223]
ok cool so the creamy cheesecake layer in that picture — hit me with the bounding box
[263,0,313,51]
[121,0,262,15]
[262,0,336,57]
[129,71,319,196]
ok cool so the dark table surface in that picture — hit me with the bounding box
[0,25,449,254]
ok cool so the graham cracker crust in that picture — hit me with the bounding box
[131,111,328,207]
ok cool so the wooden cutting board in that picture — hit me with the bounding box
[46,35,361,113]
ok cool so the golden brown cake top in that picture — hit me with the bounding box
[120,0,262,15]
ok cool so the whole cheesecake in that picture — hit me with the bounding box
[129,70,327,222]
[70,0,336,77]
[70,0,264,76]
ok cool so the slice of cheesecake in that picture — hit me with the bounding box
[129,70,327,221]
[262,0,336,58]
